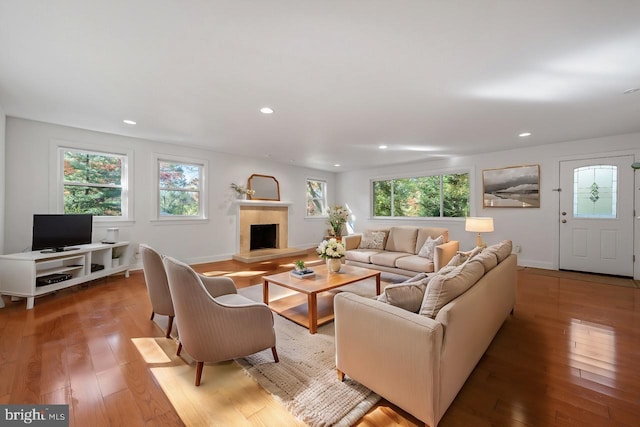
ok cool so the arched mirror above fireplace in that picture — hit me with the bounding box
[248,174,280,201]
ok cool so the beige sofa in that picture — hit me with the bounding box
[334,241,516,427]
[343,226,459,276]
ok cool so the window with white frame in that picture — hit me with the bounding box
[372,172,470,218]
[306,179,327,216]
[157,157,206,219]
[61,148,129,218]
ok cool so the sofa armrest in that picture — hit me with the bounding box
[434,240,459,272]
[334,292,442,426]
[342,233,362,250]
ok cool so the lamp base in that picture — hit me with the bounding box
[476,233,487,248]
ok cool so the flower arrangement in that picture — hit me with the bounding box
[316,238,346,259]
[294,260,306,271]
[327,204,349,237]
[230,183,255,196]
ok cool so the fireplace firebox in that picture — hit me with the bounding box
[250,224,278,250]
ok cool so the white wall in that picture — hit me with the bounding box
[337,133,640,277]
[4,118,336,265]
[0,106,5,253]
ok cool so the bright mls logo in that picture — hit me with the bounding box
[1,405,68,426]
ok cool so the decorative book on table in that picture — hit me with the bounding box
[290,268,316,278]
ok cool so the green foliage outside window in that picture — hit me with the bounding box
[159,161,202,216]
[373,173,469,218]
[306,179,327,216]
[63,150,124,216]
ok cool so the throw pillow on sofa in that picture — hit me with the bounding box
[417,235,444,259]
[485,240,512,263]
[382,279,430,313]
[376,272,430,310]
[358,230,387,250]
[419,261,484,319]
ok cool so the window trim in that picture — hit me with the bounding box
[370,167,472,219]
[152,153,208,222]
[305,178,329,218]
[49,139,134,223]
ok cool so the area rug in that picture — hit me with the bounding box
[148,274,405,426]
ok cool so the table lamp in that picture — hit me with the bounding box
[465,217,494,248]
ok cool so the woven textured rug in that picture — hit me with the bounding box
[150,273,405,426]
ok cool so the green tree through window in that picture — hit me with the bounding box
[158,161,202,216]
[306,179,327,216]
[373,173,469,218]
[63,150,124,216]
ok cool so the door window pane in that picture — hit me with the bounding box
[573,165,617,218]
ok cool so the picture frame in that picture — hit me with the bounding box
[482,164,540,208]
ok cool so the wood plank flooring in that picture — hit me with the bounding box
[0,252,638,426]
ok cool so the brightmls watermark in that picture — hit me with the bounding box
[1,405,68,426]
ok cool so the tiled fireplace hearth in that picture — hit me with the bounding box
[232,200,308,263]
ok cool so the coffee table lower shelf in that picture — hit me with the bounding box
[267,291,338,331]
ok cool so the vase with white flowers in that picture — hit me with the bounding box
[327,204,349,238]
[230,183,255,199]
[316,238,345,273]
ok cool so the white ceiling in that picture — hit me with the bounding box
[1,1,639,171]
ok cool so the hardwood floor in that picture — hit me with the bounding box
[0,253,638,426]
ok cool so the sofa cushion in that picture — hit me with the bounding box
[385,227,418,253]
[419,260,484,318]
[382,278,430,313]
[415,227,449,253]
[485,240,513,263]
[345,249,382,263]
[395,254,435,273]
[358,230,387,250]
[469,250,498,273]
[369,251,411,268]
[417,235,444,259]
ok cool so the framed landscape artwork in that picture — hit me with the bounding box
[483,164,540,208]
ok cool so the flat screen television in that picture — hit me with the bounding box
[32,214,93,252]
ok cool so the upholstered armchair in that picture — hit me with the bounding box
[140,244,174,338]
[163,256,278,386]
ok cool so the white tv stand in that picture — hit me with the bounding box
[0,242,132,309]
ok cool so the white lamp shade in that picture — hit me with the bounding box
[465,217,494,233]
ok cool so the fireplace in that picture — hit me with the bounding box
[234,201,306,262]
[250,224,278,250]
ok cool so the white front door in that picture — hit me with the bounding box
[559,155,634,277]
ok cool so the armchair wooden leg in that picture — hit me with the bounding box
[177,341,182,356]
[337,369,345,381]
[195,361,204,386]
[150,311,155,320]
[271,346,279,363]
[165,315,174,338]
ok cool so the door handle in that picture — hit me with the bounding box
[561,212,567,215]
[561,219,567,223]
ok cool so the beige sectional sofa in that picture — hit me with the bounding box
[343,226,459,276]
[334,241,516,427]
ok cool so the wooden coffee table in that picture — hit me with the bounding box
[262,264,381,334]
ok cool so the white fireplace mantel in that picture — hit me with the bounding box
[232,199,293,207]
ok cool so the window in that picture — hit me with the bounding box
[306,179,327,216]
[62,148,128,217]
[373,172,470,218]
[157,157,206,219]
[573,165,617,219]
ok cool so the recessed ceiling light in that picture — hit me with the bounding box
[334,164,341,167]
[378,145,388,149]
[123,119,136,125]
[623,88,640,94]
[260,107,274,114]
[518,132,532,137]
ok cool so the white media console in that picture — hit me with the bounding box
[0,242,132,309]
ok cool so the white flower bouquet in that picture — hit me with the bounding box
[316,238,346,259]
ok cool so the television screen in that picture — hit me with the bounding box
[32,214,93,252]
